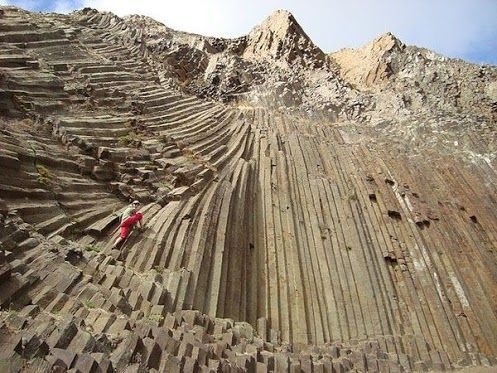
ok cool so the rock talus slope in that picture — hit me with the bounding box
[0,5,497,372]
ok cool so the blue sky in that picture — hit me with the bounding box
[1,0,496,65]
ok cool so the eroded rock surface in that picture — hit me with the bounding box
[0,5,497,372]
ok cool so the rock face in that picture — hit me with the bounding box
[0,4,497,372]
[243,10,326,68]
[331,32,405,86]
[331,33,497,121]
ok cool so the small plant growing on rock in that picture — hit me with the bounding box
[145,313,164,325]
[118,134,134,146]
[69,225,83,237]
[83,299,95,309]
[118,132,143,147]
[2,304,17,316]
[320,227,328,240]
[177,77,191,88]
[153,265,164,274]
[156,180,173,191]
[182,148,195,158]
[28,141,37,158]
[36,164,53,186]
[84,244,101,253]
[198,158,217,172]
[346,188,358,202]
[160,133,174,145]
[207,164,218,172]
[176,140,187,150]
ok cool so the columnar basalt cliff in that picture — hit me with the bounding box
[1,5,497,372]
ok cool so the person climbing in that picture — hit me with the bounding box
[112,200,143,249]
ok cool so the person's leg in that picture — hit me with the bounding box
[113,225,130,249]
[112,236,123,248]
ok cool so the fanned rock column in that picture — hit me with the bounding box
[0,4,497,372]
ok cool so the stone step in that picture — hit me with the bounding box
[34,213,72,235]
[58,116,133,129]
[0,272,32,307]
[62,126,130,137]
[8,201,61,219]
[140,94,190,110]
[143,99,213,119]
[143,108,216,131]
[0,54,38,68]
[55,178,109,193]
[78,64,125,74]
[0,29,65,43]
[0,184,52,200]
[86,71,142,83]
[46,222,77,240]
[73,135,119,147]
[0,21,35,32]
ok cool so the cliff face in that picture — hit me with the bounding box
[331,32,405,87]
[331,32,497,121]
[243,10,326,68]
[1,5,497,372]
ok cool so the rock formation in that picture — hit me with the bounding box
[0,4,496,372]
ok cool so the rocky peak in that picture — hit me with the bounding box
[243,9,325,68]
[259,9,294,25]
[369,32,405,54]
[330,32,405,87]
[124,14,171,29]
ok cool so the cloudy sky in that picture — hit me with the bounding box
[1,0,496,64]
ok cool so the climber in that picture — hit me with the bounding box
[112,200,143,249]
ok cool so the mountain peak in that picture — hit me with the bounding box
[369,32,404,53]
[377,32,401,43]
[330,32,406,86]
[243,9,325,68]
[262,9,295,25]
